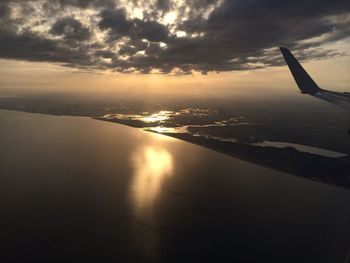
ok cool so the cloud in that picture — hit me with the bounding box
[50,17,91,41]
[99,8,169,42]
[0,0,349,74]
[0,3,10,17]
[0,30,91,66]
[55,0,115,9]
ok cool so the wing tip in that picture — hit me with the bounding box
[279,47,290,56]
[279,46,321,95]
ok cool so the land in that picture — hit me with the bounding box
[1,94,349,189]
[94,117,350,189]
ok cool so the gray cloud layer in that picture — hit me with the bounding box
[50,17,91,41]
[0,0,349,74]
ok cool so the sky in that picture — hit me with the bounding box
[0,0,349,95]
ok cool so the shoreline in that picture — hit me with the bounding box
[93,116,350,190]
[0,108,349,189]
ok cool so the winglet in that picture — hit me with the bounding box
[280,47,321,95]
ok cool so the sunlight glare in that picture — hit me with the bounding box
[130,146,174,216]
[141,111,173,123]
[163,11,177,24]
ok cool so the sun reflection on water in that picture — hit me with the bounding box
[146,126,188,134]
[102,108,217,124]
[130,146,174,216]
[141,111,174,123]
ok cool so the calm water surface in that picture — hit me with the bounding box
[0,110,349,262]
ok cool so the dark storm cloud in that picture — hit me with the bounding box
[0,0,349,74]
[131,20,169,42]
[0,3,10,17]
[155,0,172,13]
[99,8,169,42]
[0,30,91,65]
[99,8,133,37]
[50,17,91,41]
[118,45,137,56]
[94,50,115,58]
[173,0,350,72]
[55,0,115,8]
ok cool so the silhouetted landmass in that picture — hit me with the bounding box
[1,95,349,189]
[164,133,350,189]
[94,117,350,189]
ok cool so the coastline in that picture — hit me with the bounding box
[0,108,348,189]
[93,116,350,189]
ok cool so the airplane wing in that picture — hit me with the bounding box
[280,47,350,111]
